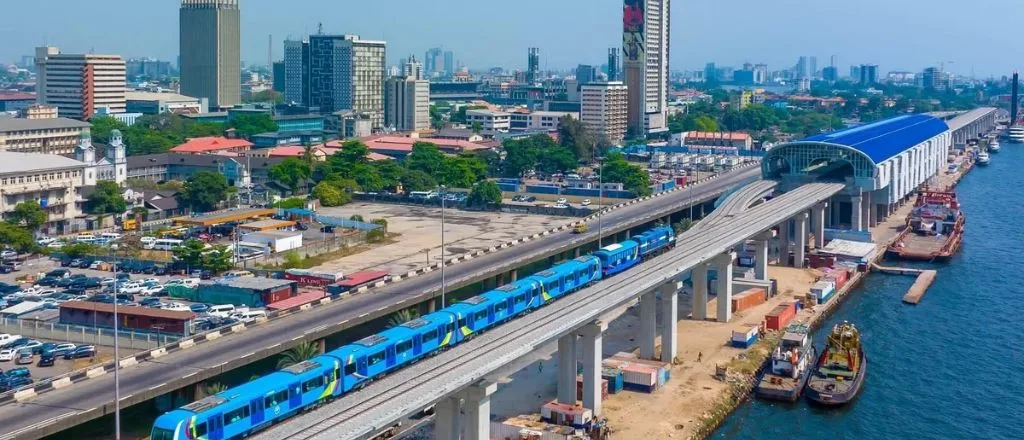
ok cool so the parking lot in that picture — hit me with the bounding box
[0,341,131,389]
[312,202,572,275]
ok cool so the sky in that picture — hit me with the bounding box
[1,0,1020,77]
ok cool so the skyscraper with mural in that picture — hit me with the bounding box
[623,0,669,136]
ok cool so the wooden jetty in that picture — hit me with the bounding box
[871,264,938,304]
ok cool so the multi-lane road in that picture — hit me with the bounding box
[0,165,760,440]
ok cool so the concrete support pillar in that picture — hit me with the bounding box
[510,269,518,282]
[435,395,462,440]
[691,263,708,320]
[557,334,578,405]
[578,321,607,416]
[778,219,790,265]
[639,291,657,360]
[315,339,326,354]
[715,252,736,323]
[574,247,581,258]
[812,203,826,248]
[625,229,631,239]
[755,238,769,281]
[461,381,497,440]
[659,283,678,363]
[851,194,864,231]
[794,213,808,269]
[862,192,872,230]
[869,203,879,228]
[426,299,436,314]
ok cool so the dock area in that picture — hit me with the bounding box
[902,270,938,304]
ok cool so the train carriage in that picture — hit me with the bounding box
[442,295,501,339]
[631,225,676,258]
[592,241,641,276]
[490,279,543,313]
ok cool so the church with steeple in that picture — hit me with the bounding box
[75,128,127,186]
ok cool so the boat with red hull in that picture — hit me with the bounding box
[887,187,964,261]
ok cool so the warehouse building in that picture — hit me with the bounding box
[59,301,197,336]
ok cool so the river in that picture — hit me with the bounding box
[714,144,1024,439]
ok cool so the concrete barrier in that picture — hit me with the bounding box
[86,367,106,378]
[150,347,167,359]
[206,332,221,341]
[178,339,195,349]
[300,303,312,311]
[320,297,331,305]
[51,377,73,389]
[13,389,36,402]
[118,358,138,368]
[231,324,246,333]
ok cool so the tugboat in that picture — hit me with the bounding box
[755,323,815,402]
[805,322,866,406]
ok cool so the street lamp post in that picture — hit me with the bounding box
[597,156,604,248]
[440,185,447,307]
[112,258,121,440]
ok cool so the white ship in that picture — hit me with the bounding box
[988,140,1001,152]
[1008,126,1024,142]
[977,151,991,165]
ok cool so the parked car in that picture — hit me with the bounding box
[161,302,190,312]
[35,276,59,287]
[0,349,16,361]
[319,225,336,233]
[0,376,32,391]
[0,266,13,274]
[138,297,162,307]
[37,352,56,367]
[89,260,106,270]
[140,285,164,296]
[64,345,96,360]
[556,198,568,205]
[154,266,169,276]
[1,250,18,260]
[231,310,268,323]
[2,366,29,378]
[68,258,84,268]
[44,343,76,357]
[0,282,19,295]
[20,340,43,355]
[208,304,237,318]
[4,338,30,349]
[581,199,592,206]
[46,269,71,279]
[14,352,33,365]
[118,282,145,295]
[189,303,211,314]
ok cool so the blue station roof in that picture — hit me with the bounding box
[802,114,949,164]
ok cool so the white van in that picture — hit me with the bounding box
[208,304,236,318]
[232,310,267,323]
[0,334,22,346]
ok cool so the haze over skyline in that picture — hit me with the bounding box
[3,0,1019,76]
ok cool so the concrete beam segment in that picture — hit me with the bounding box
[715,251,736,322]
[435,395,461,440]
[691,263,709,320]
[755,238,769,281]
[557,334,577,405]
[862,192,872,230]
[659,283,678,363]
[639,291,657,360]
[795,213,808,269]
[460,380,497,440]
[578,321,607,416]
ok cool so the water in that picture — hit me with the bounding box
[714,146,1024,440]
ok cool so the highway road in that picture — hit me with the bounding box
[0,165,760,440]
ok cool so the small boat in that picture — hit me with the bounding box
[977,151,990,166]
[805,322,866,406]
[755,323,815,402]
[988,140,1001,152]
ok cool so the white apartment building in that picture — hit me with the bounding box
[0,116,91,155]
[581,81,628,144]
[466,109,511,135]
[35,46,126,120]
[384,77,430,132]
[0,152,89,233]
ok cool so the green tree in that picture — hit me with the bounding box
[407,142,446,174]
[227,114,278,138]
[181,171,232,212]
[273,197,306,209]
[349,215,365,222]
[312,181,348,207]
[372,159,405,191]
[61,242,99,258]
[276,342,321,369]
[400,169,437,192]
[370,218,388,233]
[202,245,234,273]
[268,158,312,193]
[0,223,36,253]
[7,201,48,233]
[173,239,207,269]
[87,181,127,215]
[467,181,503,208]
[387,308,419,328]
[537,146,578,174]
[471,121,483,133]
[693,115,719,132]
[89,116,129,144]
[672,219,693,235]
[601,152,651,197]
[438,154,487,188]
[280,251,303,269]
[557,115,594,162]
[197,382,228,399]
[244,90,284,104]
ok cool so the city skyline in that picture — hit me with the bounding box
[1,0,1020,76]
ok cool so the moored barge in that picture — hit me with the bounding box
[887,187,964,261]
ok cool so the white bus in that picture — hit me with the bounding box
[152,238,184,251]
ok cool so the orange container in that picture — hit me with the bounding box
[731,288,767,312]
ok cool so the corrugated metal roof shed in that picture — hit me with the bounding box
[204,277,296,291]
[803,114,949,163]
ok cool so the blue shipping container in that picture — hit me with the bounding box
[602,372,624,394]
[526,185,560,195]
[497,183,519,192]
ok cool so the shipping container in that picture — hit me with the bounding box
[674,176,689,186]
[765,302,797,330]
[498,182,520,193]
[601,368,624,394]
[731,287,767,312]
[526,185,561,195]
[810,280,836,304]
[731,324,759,348]
[541,401,593,428]
[575,376,609,401]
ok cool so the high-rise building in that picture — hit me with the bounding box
[822,66,838,83]
[308,34,386,128]
[704,62,717,83]
[272,61,285,92]
[921,67,948,90]
[860,64,879,85]
[34,46,126,120]
[796,56,810,80]
[607,48,621,81]
[733,69,754,85]
[283,39,310,105]
[125,58,173,79]
[576,64,597,86]
[179,0,241,110]
[809,56,818,79]
[581,81,628,144]
[404,56,423,80]
[443,50,455,76]
[424,47,443,76]
[850,65,862,82]
[623,0,670,135]
[384,76,430,132]
[527,48,540,84]
[753,63,768,84]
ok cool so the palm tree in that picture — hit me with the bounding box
[198,381,227,399]
[387,308,419,328]
[276,341,321,369]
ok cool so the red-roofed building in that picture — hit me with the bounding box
[675,131,753,150]
[248,145,393,162]
[360,135,493,159]
[171,137,252,155]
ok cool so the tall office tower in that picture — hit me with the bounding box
[607,48,621,81]
[384,76,430,132]
[309,34,386,128]
[272,61,285,92]
[404,56,423,80]
[822,66,838,83]
[283,39,310,105]
[424,47,443,76]
[704,62,717,82]
[796,56,810,79]
[859,64,879,85]
[35,46,126,120]
[623,0,670,135]
[581,81,628,144]
[179,0,241,110]
[850,65,862,82]
[753,63,769,84]
[576,64,597,86]
[810,56,818,79]
[526,47,540,84]
[443,50,455,75]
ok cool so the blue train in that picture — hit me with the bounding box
[151,225,674,440]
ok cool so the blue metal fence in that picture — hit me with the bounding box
[315,216,382,231]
